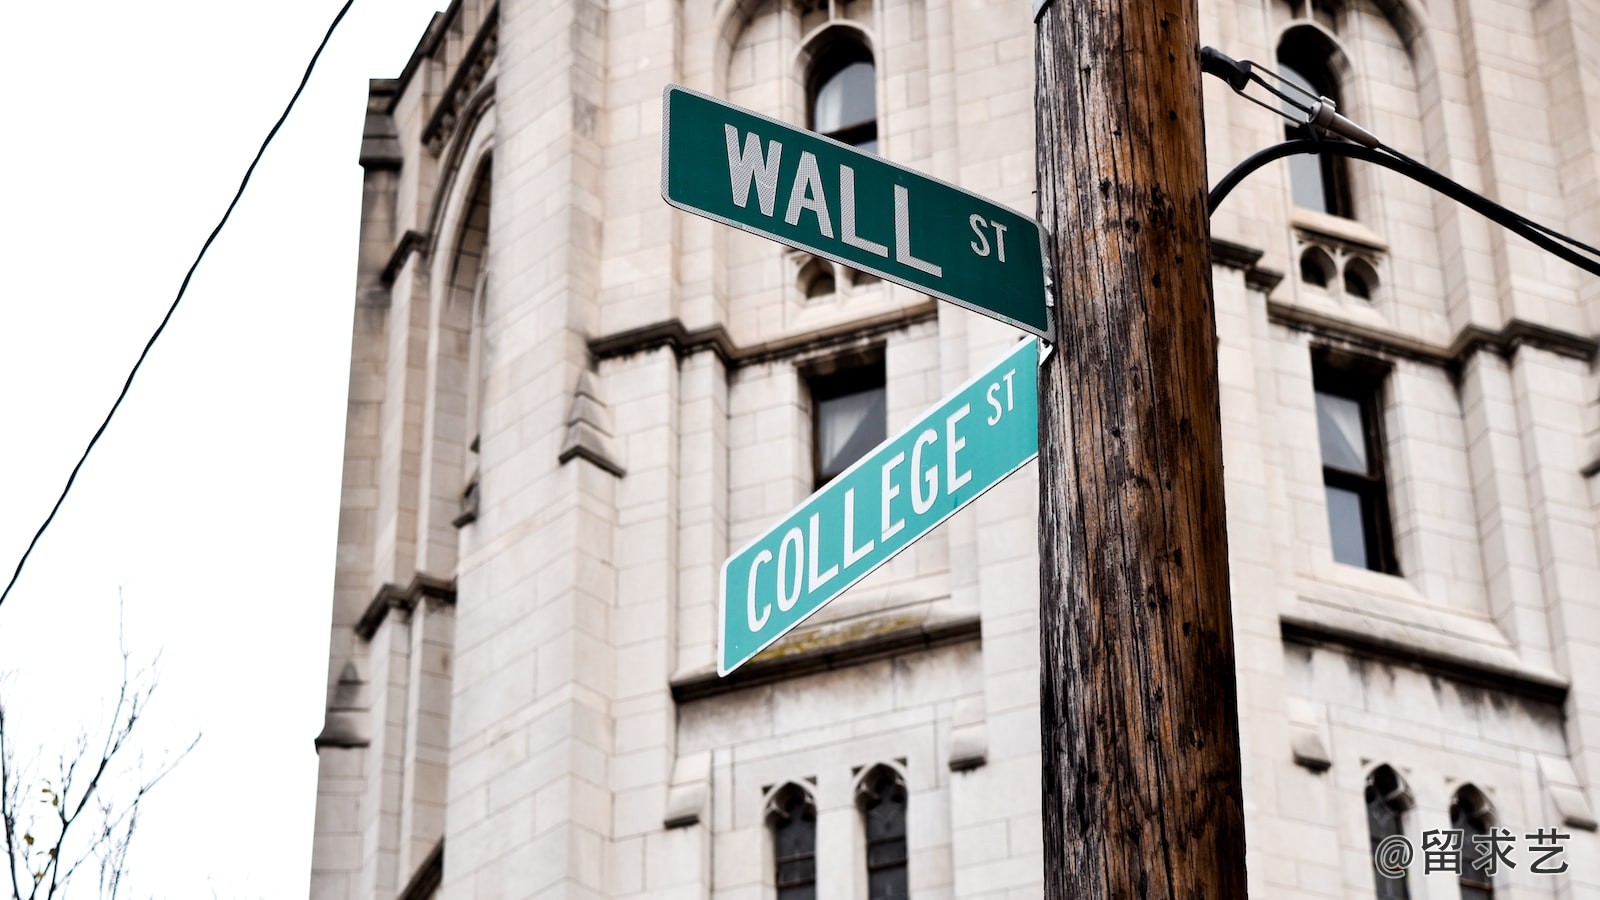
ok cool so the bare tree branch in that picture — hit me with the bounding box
[2,597,197,899]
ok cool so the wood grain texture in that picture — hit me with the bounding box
[1033,0,1248,896]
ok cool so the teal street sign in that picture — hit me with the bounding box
[661,85,1052,340]
[718,338,1041,676]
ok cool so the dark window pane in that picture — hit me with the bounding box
[868,838,907,866]
[816,386,886,481]
[1278,28,1352,217]
[814,61,876,135]
[771,789,816,900]
[1315,390,1369,473]
[861,772,908,900]
[812,362,887,487]
[1367,768,1410,900]
[1453,793,1494,899]
[1325,485,1369,568]
[868,867,910,899]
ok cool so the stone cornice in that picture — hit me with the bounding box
[380,229,429,288]
[356,573,457,642]
[588,300,939,370]
[391,9,453,106]
[1281,614,1569,706]
[669,613,980,703]
[1207,237,1284,293]
[1267,301,1598,371]
[422,4,499,157]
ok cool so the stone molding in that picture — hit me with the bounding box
[669,613,980,702]
[1281,614,1569,706]
[380,229,429,288]
[558,370,626,477]
[313,660,370,750]
[1210,237,1285,293]
[422,5,499,156]
[355,573,457,642]
[588,300,939,370]
[1267,301,1598,370]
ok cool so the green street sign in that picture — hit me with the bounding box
[661,85,1052,340]
[718,338,1040,676]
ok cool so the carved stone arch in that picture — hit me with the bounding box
[764,780,819,897]
[713,0,783,98]
[1452,782,1496,826]
[1365,762,1415,811]
[424,88,497,261]
[443,155,495,320]
[854,762,909,897]
[795,19,877,80]
[1360,0,1427,57]
[1273,21,1357,93]
[851,760,908,805]
[415,134,495,562]
[763,780,819,822]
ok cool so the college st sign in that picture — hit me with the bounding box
[717,338,1040,675]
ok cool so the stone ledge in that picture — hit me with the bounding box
[355,573,457,642]
[1211,237,1284,293]
[1281,613,1569,706]
[669,612,981,703]
[380,229,428,288]
[1267,301,1598,370]
[588,300,938,370]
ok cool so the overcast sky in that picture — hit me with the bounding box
[0,2,441,895]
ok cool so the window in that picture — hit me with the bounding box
[809,36,878,152]
[1366,766,1412,900]
[1278,25,1353,217]
[767,784,817,900]
[856,766,908,899]
[1300,245,1336,288]
[809,356,887,489]
[1313,355,1398,573]
[1452,787,1495,900]
[1343,257,1378,301]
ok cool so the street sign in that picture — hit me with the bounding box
[662,85,1052,340]
[718,338,1040,676]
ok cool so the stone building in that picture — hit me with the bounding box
[308,0,1600,895]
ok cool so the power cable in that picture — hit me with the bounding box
[0,0,359,613]
[1201,46,1600,276]
[1209,141,1600,277]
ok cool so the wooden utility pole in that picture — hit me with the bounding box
[1033,0,1248,896]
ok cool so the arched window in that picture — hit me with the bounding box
[766,784,818,900]
[1278,25,1353,217]
[855,765,908,899]
[1300,245,1336,288]
[1343,256,1379,301]
[1452,786,1496,900]
[808,35,878,152]
[1366,765,1413,899]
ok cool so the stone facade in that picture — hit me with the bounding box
[309,0,1600,896]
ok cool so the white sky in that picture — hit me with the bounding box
[0,2,442,895]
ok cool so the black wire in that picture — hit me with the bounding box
[1208,140,1600,278]
[0,0,359,613]
[1377,143,1600,260]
